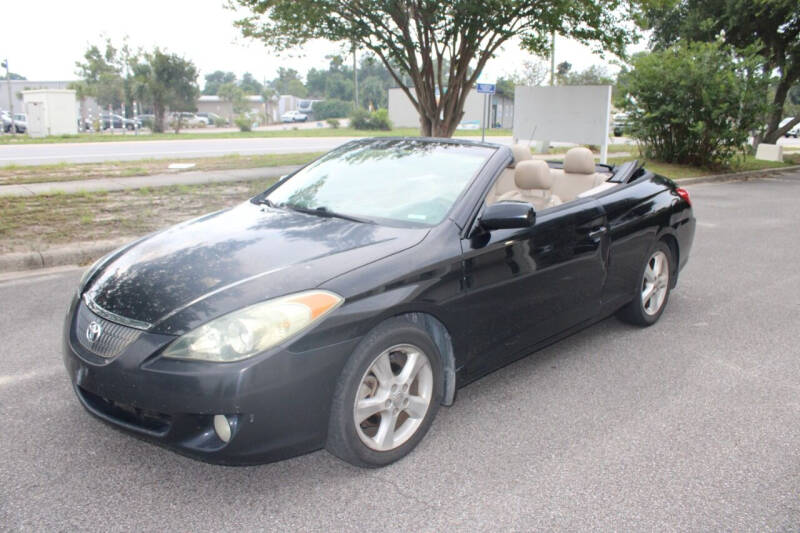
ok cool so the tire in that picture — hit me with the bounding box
[326,316,443,468]
[617,240,673,327]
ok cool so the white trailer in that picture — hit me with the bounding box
[22,89,78,137]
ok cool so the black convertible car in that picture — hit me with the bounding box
[63,138,695,467]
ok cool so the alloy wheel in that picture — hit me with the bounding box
[641,250,669,315]
[353,344,433,452]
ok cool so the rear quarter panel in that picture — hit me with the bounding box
[596,173,694,311]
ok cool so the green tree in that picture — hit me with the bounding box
[203,70,236,95]
[360,76,386,108]
[75,39,126,109]
[636,0,800,143]
[621,41,769,167]
[306,53,395,107]
[560,64,614,85]
[269,67,308,96]
[240,72,264,94]
[134,49,199,133]
[510,58,549,87]
[232,0,633,137]
[218,82,249,114]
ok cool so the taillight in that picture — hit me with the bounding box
[676,187,691,206]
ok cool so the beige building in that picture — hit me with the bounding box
[388,87,514,130]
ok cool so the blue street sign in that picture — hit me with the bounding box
[476,83,496,94]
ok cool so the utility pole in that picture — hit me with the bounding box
[353,44,359,109]
[549,31,556,86]
[2,59,16,135]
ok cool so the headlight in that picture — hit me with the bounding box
[162,290,343,362]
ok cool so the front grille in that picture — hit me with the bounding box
[78,386,171,434]
[75,302,141,358]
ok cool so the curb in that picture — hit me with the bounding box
[678,164,800,186]
[2,164,799,275]
[0,238,130,274]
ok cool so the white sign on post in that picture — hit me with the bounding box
[512,85,612,163]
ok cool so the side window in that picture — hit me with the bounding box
[483,165,517,207]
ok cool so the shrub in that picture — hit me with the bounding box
[313,99,353,120]
[621,41,768,167]
[139,118,154,130]
[370,109,392,130]
[326,118,340,129]
[349,108,393,131]
[213,117,228,127]
[349,108,371,129]
[234,115,252,132]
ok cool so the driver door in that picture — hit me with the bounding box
[456,197,609,377]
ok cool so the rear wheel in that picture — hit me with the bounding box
[617,241,673,326]
[326,317,442,468]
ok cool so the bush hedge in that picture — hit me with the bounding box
[350,108,392,130]
[621,41,768,167]
[313,99,353,120]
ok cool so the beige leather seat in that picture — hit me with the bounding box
[486,144,533,204]
[496,160,562,210]
[550,147,607,202]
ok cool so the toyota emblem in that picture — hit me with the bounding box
[86,321,103,343]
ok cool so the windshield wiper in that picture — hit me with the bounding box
[253,195,275,207]
[280,203,373,224]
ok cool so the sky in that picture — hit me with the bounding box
[3,0,635,87]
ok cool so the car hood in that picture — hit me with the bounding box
[84,201,428,334]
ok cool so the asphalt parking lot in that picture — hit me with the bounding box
[1,174,799,530]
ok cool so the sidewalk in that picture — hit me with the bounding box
[0,165,299,197]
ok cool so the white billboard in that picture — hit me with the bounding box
[513,85,612,162]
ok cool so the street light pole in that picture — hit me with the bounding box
[353,44,359,109]
[3,59,16,136]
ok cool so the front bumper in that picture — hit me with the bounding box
[63,297,360,465]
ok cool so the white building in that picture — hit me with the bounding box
[388,87,514,130]
[22,89,78,137]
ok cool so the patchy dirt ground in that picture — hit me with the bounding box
[0,153,320,185]
[0,178,277,254]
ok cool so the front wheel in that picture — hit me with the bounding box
[617,241,673,326]
[326,317,442,468]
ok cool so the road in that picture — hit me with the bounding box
[0,135,644,166]
[0,136,371,166]
[2,176,800,530]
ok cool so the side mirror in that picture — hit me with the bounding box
[479,201,536,231]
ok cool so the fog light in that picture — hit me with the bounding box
[213,414,232,443]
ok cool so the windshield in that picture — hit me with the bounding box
[266,139,495,227]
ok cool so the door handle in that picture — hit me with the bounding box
[588,226,608,239]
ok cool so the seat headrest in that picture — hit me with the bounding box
[515,160,554,190]
[509,144,532,168]
[563,147,596,174]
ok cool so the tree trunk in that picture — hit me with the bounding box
[762,66,800,143]
[763,77,791,144]
[153,102,165,133]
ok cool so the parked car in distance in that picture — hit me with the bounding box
[612,112,630,137]
[2,111,26,133]
[281,110,308,123]
[780,117,799,138]
[133,114,155,128]
[100,114,141,131]
[169,112,206,128]
[64,137,695,468]
[195,112,226,127]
